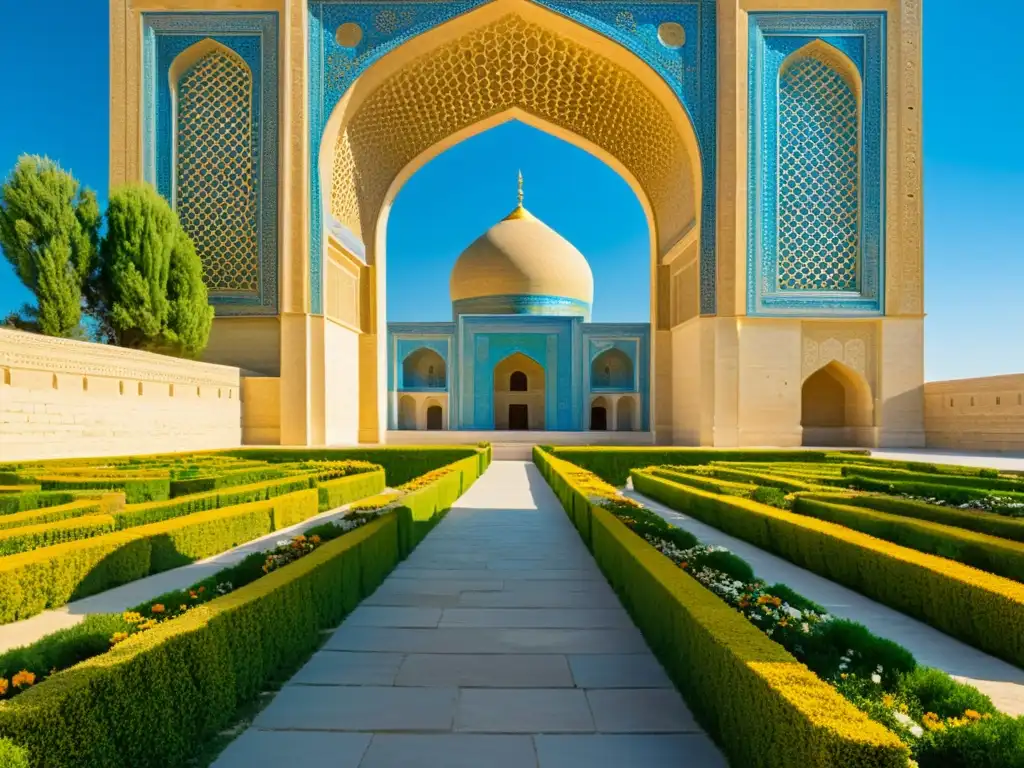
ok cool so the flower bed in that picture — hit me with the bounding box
[631,470,1024,674]
[539,449,1024,768]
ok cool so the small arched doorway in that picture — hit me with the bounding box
[398,395,417,430]
[801,361,874,447]
[494,352,546,430]
[590,396,608,431]
[617,397,636,431]
[426,403,444,430]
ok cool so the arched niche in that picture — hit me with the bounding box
[617,397,637,432]
[493,352,546,430]
[591,348,635,390]
[397,395,416,431]
[402,347,446,389]
[801,360,874,447]
[169,38,258,294]
[776,40,862,294]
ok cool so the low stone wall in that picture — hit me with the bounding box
[0,328,242,461]
[924,374,1024,452]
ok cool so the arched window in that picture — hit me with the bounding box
[777,43,861,293]
[172,40,258,294]
[402,348,446,389]
[510,371,528,392]
[591,349,634,390]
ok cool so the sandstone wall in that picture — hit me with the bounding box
[924,374,1024,452]
[0,328,242,462]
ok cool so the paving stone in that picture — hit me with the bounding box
[391,568,601,582]
[211,731,370,768]
[372,579,505,595]
[345,606,441,628]
[458,591,621,609]
[289,651,404,686]
[568,654,672,688]
[535,734,728,768]
[439,608,631,629]
[360,735,537,768]
[585,689,701,733]
[324,626,648,655]
[395,654,574,687]
[254,685,456,731]
[455,689,595,733]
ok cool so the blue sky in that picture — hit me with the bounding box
[0,1,1020,381]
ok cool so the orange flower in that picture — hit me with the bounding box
[678,562,688,570]
[0,678,8,696]
[11,670,35,688]
[198,586,205,594]
[310,535,321,545]
[189,591,198,599]
[964,710,982,722]
[150,604,165,614]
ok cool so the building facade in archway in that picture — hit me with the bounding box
[389,175,649,434]
[110,0,924,448]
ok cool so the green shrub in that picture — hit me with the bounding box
[804,493,1024,544]
[899,667,997,719]
[0,500,106,531]
[841,466,1024,494]
[979,469,1001,480]
[0,615,131,687]
[766,583,826,613]
[32,476,170,504]
[316,470,386,513]
[0,738,28,768]
[168,466,291,497]
[752,486,790,509]
[0,509,400,768]
[915,714,1024,768]
[534,450,907,768]
[0,491,76,516]
[792,496,1024,584]
[633,471,1024,670]
[649,467,756,496]
[0,515,115,556]
[550,448,829,485]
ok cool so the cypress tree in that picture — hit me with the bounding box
[0,156,99,337]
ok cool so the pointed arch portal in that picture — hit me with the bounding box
[314,0,704,442]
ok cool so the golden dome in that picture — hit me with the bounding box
[450,175,594,314]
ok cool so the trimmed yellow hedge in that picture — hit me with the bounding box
[0,515,116,556]
[0,513,401,768]
[0,490,319,625]
[812,492,1024,544]
[0,491,76,516]
[536,449,908,768]
[316,469,386,513]
[634,470,1024,669]
[792,496,1024,584]
[649,467,756,496]
[0,499,109,531]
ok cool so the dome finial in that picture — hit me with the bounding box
[517,170,524,208]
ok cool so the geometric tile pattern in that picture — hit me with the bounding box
[776,54,859,292]
[328,13,696,255]
[177,49,259,293]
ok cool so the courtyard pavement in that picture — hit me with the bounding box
[212,461,727,768]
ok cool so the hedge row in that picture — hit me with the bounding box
[809,492,1024,544]
[647,467,756,496]
[0,499,115,532]
[0,515,117,557]
[550,447,830,485]
[793,496,1024,584]
[0,491,76,516]
[702,465,825,493]
[843,474,1024,508]
[317,470,386,513]
[29,476,169,504]
[0,489,321,625]
[633,470,1024,670]
[0,513,401,768]
[535,449,907,768]
[840,465,1024,494]
[168,465,292,498]
[226,447,481,487]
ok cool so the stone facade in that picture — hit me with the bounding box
[924,375,1024,453]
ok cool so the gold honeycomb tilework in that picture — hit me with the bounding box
[329,14,696,249]
[177,50,259,293]
[776,53,860,292]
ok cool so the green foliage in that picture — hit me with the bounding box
[0,491,76,516]
[0,515,115,556]
[916,715,1024,768]
[766,582,826,614]
[316,470,386,513]
[752,485,790,509]
[0,738,29,768]
[0,501,104,531]
[899,667,997,719]
[95,184,212,357]
[0,156,100,337]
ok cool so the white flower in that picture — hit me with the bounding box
[784,606,802,619]
[910,726,924,738]
[801,623,810,633]
[871,673,882,684]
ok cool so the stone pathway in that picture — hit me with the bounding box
[627,484,1024,717]
[213,462,727,768]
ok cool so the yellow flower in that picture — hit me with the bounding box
[922,712,945,732]
[882,694,895,708]
[777,618,789,628]
[111,632,129,645]
[122,611,144,624]
[840,673,848,680]
[0,678,8,696]
[964,709,982,722]
[150,604,165,615]
[179,604,187,612]
[11,670,35,688]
